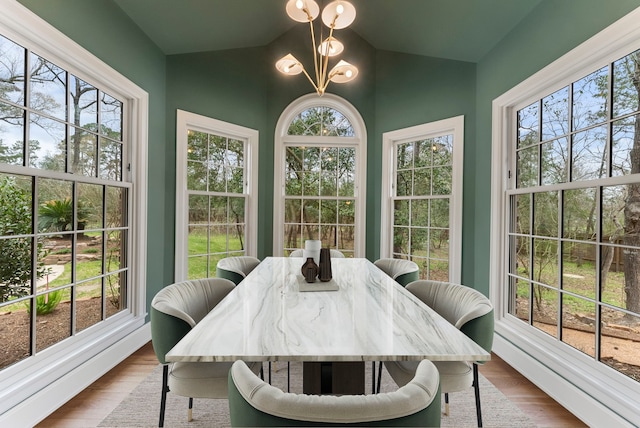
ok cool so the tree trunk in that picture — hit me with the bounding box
[623,53,640,316]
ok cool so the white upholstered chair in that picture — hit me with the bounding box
[383,280,494,427]
[215,256,261,285]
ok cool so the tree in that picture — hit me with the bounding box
[0,176,48,302]
[621,51,640,317]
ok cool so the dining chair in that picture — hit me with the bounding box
[228,359,441,427]
[383,280,494,427]
[215,255,261,285]
[373,258,420,287]
[150,277,262,427]
[289,248,345,258]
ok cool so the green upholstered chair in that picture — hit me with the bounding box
[228,359,441,427]
[150,278,261,427]
[374,258,420,287]
[289,249,345,258]
[383,280,494,427]
[215,256,261,285]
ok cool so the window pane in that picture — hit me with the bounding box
[541,86,569,140]
[396,169,411,196]
[516,145,538,188]
[563,188,596,240]
[571,126,607,181]
[532,284,558,336]
[411,199,428,227]
[106,230,124,273]
[106,186,126,228]
[338,200,354,224]
[209,195,226,222]
[35,288,71,353]
[541,137,568,185]
[393,226,409,255]
[188,226,208,256]
[188,131,207,161]
[432,166,452,195]
[69,76,97,130]
[38,178,73,234]
[561,241,596,297]
[572,66,608,131]
[76,280,102,333]
[303,199,319,223]
[611,113,638,177]
[562,294,596,357]
[187,161,207,191]
[432,135,453,167]
[612,49,640,118]
[413,168,430,196]
[76,235,102,282]
[29,54,66,120]
[430,198,449,228]
[0,35,26,105]
[188,255,208,280]
[106,271,125,316]
[532,237,558,288]
[100,92,122,141]
[229,196,245,224]
[29,113,65,171]
[518,101,539,148]
[397,142,413,169]
[99,138,122,181]
[394,199,408,226]
[284,199,301,223]
[600,245,623,308]
[600,308,640,382]
[0,102,25,165]
[78,182,103,230]
[533,191,558,237]
[514,194,531,235]
[69,126,97,177]
[288,107,354,136]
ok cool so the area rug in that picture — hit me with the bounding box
[100,362,536,427]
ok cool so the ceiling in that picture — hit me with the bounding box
[112,0,542,62]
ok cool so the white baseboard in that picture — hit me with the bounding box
[493,332,637,428]
[0,323,151,427]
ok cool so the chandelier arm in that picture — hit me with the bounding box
[319,25,336,91]
[308,19,321,87]
[299,65,321,94]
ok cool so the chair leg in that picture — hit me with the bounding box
[287,362,291,392]
[268,362,272,384]
[376,361,383,393]
[188,397,193,422]
[444,392,450,416]
[473,363,483,427]
[159,365,169,427]
[371,362,376,394]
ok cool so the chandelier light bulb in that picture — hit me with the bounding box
[336,4,344,14]
[345,69,352,78]
[296,0,303,9]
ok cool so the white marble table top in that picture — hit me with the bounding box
[166,257,490,363]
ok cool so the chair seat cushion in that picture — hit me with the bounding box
[385,360,473,393]
[169,361,261,398]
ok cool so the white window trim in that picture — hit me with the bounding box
[490,6,640,426]
[0,1,148,425]
[175,110,259,280]
[380,116,464,283]
[273,93,367,257]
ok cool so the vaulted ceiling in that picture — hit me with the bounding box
[112,0,542,62]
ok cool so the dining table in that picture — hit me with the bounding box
[166,256,490,394]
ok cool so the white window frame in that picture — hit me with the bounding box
[175,110,259,280]
[490,7,640,426]
[380,116,464,283]
[0,1,148,424]
[273,93,367,256]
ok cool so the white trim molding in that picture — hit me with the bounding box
[490,6,640,426]
[381,116,464,283]
[0,0,148,421]
[273,93,367,257]
[175,110,259,281]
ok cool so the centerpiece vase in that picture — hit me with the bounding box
[301,257,318,283]
[318,248,332,282]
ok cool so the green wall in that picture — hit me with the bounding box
[472,0,640,295]
[17,0,640,305]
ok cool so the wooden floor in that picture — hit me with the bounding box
[36,342,586,428]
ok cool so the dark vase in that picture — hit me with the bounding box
[301,257,318,283]
[318,248,332,282]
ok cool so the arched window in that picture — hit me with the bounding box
[273,94,366,257]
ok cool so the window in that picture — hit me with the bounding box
[0,4,147,416]
[491,8,640,423]
[273,94,366,257]
[175,110,258,280]
[381,117,464,282]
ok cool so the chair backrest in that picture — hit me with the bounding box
[216,256,261,285]
[228,359,441,427]
[374,258,420,287]
[289,249,345,258]
[150,277,235,364]
[406,280,494,354]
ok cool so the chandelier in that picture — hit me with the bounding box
[275,0,358,96]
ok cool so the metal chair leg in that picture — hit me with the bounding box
[287,362,291,392]
[376,361,383,393]
[188,397,193,422]
[371,362,376,394]
[159,365,169,427]
[473,363,483,427]
[444,392,450,416]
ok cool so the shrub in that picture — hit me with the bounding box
[26,290,62,315]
